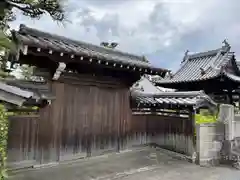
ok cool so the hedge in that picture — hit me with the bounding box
[0,105,8,180]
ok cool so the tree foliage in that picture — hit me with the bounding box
[19,64,34,80]
[0,0,65,27]
[19,64,44,81]
[0,0,65,47]
[0,1,65,179]
[0,0,65,77]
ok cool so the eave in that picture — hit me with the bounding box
[154,72,240,92]
[0,81,33,106]
[11,25,169,77]
[155,41,235,87]
[131,90,217,111]
[17,45,168,77]
[0,80,55,107]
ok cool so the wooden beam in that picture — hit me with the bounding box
[7,108,39,113]
[132,107,190,114]
[58,72,127,88]
[52,62,66,80]
[23,47,167,76]
[33,68,51,78]
[22,45,28,55]
[132,102,193,110]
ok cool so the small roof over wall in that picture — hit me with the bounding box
[131,90,217,110]
[0,80,33,106]
[0,79,54,106]
[236,61,240,71]
[153,41,240,88]
[4,79,55,101]
[12,24,169,77]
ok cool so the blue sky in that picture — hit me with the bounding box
[10,0,240,72]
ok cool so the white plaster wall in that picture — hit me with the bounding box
[131,76,175,94]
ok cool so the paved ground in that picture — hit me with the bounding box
[9,147,240,180]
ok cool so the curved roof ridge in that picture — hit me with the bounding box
[131,90,206,98]
[188,39,231,60]
[188,48,221,60]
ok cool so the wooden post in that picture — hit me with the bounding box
[189,109,195,144]
[189,107,196,161]
[238,93,240,111]
[227,89,233,105]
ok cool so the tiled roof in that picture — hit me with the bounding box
[131,75,164,93]
[13,24,168,75]
[131,90,217,109]
[131,75,175,93]
[0,80,33,106]
[153,41,236,84]
[4,79,55,101]
[236,61,240,70]
[224,72,240,82]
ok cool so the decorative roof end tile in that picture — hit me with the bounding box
[181,50,189,64]
[222,39,231,53]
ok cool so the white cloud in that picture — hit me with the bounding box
[9,0,240,71]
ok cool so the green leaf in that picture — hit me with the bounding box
[1,169,8,178]
[0,31,15,51]
[0,104,8,179]
[32,106,39,110]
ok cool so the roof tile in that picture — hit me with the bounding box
[131,90,216,109]
[153,42,234,84]
[14,24,168,73]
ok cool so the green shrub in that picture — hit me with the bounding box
[195,109,217,124]
[0,104,8,180]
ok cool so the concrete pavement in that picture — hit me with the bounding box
[9,147,240,180]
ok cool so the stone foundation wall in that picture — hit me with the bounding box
[196,123,224,166]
